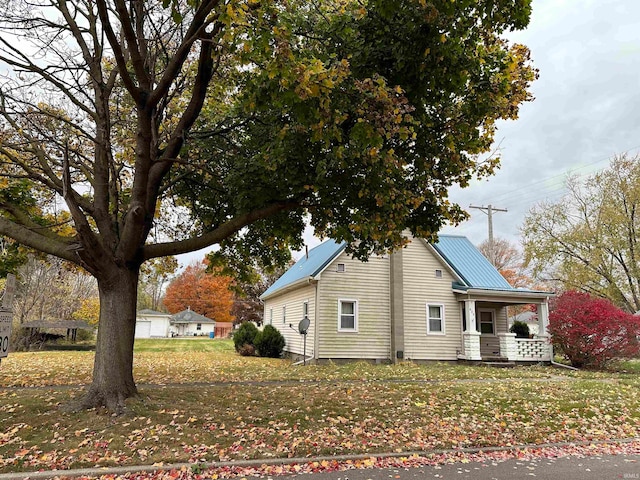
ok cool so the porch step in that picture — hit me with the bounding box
[482,361,516,368]
[482,355,510,361]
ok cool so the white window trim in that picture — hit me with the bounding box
[478,308,496,336]
[336,263,346,273]
[337,298,358,332]
[426,303,446,335]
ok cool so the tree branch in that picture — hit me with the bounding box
[143,201,300,260]
[94,0,141,103]
[0,216,77,264]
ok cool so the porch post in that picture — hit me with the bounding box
[537,300,549,336]
[536,299,552,361]
[462,299,481,360]
[464,300,477,332]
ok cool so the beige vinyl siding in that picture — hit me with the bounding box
[263,284,316,357]
[317,253,390,359]
[402,236,462,360]
[478,303,509,358]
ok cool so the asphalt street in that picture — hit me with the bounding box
[267,454,640,480]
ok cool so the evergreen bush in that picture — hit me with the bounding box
[233,321,258,352]
[254,324,286,358]
[509,320,531,338]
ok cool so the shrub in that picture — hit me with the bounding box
[232,321,258,352]
[237,343,256,356]
[509,320,531,338]
[548,291,640,369]
[254,324,286,358]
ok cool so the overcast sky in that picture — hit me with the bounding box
[441,0,640,245]
[183,0,640,265]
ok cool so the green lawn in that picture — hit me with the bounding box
[0,339,638,474]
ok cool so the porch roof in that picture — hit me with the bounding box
[452,285,552,303]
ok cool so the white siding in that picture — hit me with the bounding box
[263,284,316,357]
[402,236,462,360]
[135,321,151,338]
[149,317,170,337]
[181,322,215,336]
[317,253,391,359]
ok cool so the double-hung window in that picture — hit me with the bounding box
[338,299,358,332]
[426,303,445,334]
[479,309,495,334]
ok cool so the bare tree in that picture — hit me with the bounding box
[14,255,97,324]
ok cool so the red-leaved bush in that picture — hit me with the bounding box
[548,291,640,369]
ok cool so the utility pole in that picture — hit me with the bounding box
[469,204,507,266]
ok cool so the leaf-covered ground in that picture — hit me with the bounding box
[0,338,618,388]
[0,339,638,475]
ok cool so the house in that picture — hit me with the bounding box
[170,308,216,336]
[260,234,553,363]
[135,309,172,338]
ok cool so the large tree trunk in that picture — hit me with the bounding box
[77,266,139,413]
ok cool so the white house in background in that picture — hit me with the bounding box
[509,310,539,336]
[135,309,172,338]
[260,234,554,363]
[170,308,215,336]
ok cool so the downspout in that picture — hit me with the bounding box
[313,278,319,362]
[293,277,317,366]
[550,345,579,370]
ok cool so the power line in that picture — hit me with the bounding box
[469,204,507,265]
[476,144,640,207]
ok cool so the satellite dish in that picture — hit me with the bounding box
[298,316,310,335]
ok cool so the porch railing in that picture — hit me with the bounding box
[515,337,551,361]
[497,333,551,361]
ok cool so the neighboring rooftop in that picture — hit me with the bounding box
[137,309,169,316]
[21,320,93,330]
[170,309,215,324]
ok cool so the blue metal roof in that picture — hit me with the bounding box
[432,235,514,289]
[260,239,346,299]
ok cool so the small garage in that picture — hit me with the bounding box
[134,320,151,339]
[135,310,172,338]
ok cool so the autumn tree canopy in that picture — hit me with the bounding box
[163,262,234,323]
[523,155,640,312]
[477,237,532,288]
[0,0,536,411]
